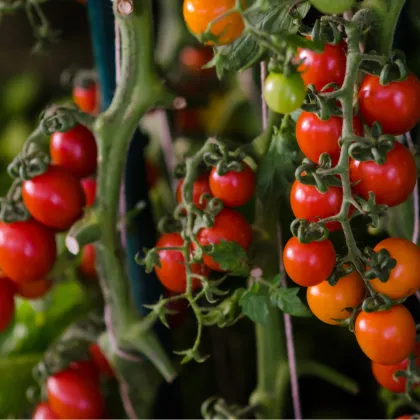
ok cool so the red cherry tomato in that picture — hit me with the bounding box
[297,39,347,91]
[155,233,207,293]
[47,368,105,419]
[81,178,96,208]
[180,46,215,75]
[349,142,417,208]
[358,73,420,135]
[89,343,115,378]
[69,360,100,383]
[397,416,414,419]
[283,237,336,287]
[296,112,364,165]
[22,165,86,231]
[146,159,159,189]
[176,173,212,210]
[50,125,97,179]
[0,277,15,332]
[290,180,344,232]
[79,244,97,280]
[0,220,56,284]
[209,163,256,207]
[16,278,52,300]
[355,305,416,365]
[32,402,59,420]
[196,208,252,271]
[73,82,99,115]
[174,108,203,135]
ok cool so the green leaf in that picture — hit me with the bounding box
[270,286,312,317]
[205,240,250,276]
[239,287,270,325]
[386,194,417,244]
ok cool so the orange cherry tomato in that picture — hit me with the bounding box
[16,278,52,300]
[73,82,99,115]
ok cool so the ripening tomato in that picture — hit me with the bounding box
[372,342,420,393]
[22,165,86,231]
[264,72,307,114]
[180,46,215,75]
[69,360,100,383]
[176,173,212,210]
[16,278,52,300]
[32,402,59,420]
[79,244,97,279]
[155,233,207,293]
[355,305,416,365]
[283,237,336,287]
[73,82,99,114]
[307,271,365,324]
[89,344,114,378]
[183,0,245,46]
[0,220,56,284]
[349,142,417,208]
[50,125,97,179]
[369,238,420,299]
[310,0,355,14]
[296,112,364,165]
[47,368,105,419]
[358,73,420,135]
[0,277,15,332]
[81,178,96,208]
[196,208,252,271]
[297,39,347,91]
[290,180,344,232]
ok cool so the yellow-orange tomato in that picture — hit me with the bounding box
[183,0,245,46]
[307,271,365,325]
[16,278,52,300]
[355,305,416,365]
[370,238,420,299]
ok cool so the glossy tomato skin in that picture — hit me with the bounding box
[209,163,255,207]
[22,165,86,231]
[369,238,420,299]
[16,278,52,300]
[0,220,56,284]
[50,125,97,178]
[176,173,211,210]
[81,178,96,208]
[183,0,245,46]
[0,277,15,332]
[358,73,420,135]
[307,271,365,324]
[47,368,105,419]
[349,142,417,208]
[89,343,115,378]
[79,244,97,279]
[32,402,59,420]
[283,237,336,287]
[290,180,344,232]
[355,305,416,365]
[196,208,252,271]
[73,83,98,114]
[296,112,363,165]
[297,39,347,91]
[155,233,206,293]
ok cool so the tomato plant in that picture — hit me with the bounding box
[176,173,211,210]
[309,0,355,14]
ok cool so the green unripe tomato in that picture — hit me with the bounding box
[310,0,355,14]
[263,72,306,114]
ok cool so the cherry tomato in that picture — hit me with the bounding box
[0,220,56,284]
[372,342,420,393]
[369,238,420,299]
[0,277,15,332]
[307,271,365,324]
[89,343,115,378]
[355,305,416,365]
[146,159,159,189]
[180,46,215,75]
[397,416,414,419]
[79,244,97,280]
[176,173,212,210]
[296,112,364,165]
[81,178,96,208]
[310,0,355,14]
[73,82,98,114]
[174,108,203,135]
[50,125,97,179]
[183,0,245,46]
[22,165,85,231]
[47,368,105,419]
[69,360,100,383]
[297,39,347,91]
[155,233,207,293]
[283,237,336,287]
[32,402,59,420]
[264,72,307,114]
[290,180,344,232]
[209,163,255,208]
[349,142,417,208]
[16,278,52,300]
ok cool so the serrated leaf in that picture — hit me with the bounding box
[270,287,312,317]
[205,240,250,276]
[239,290,269,325]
